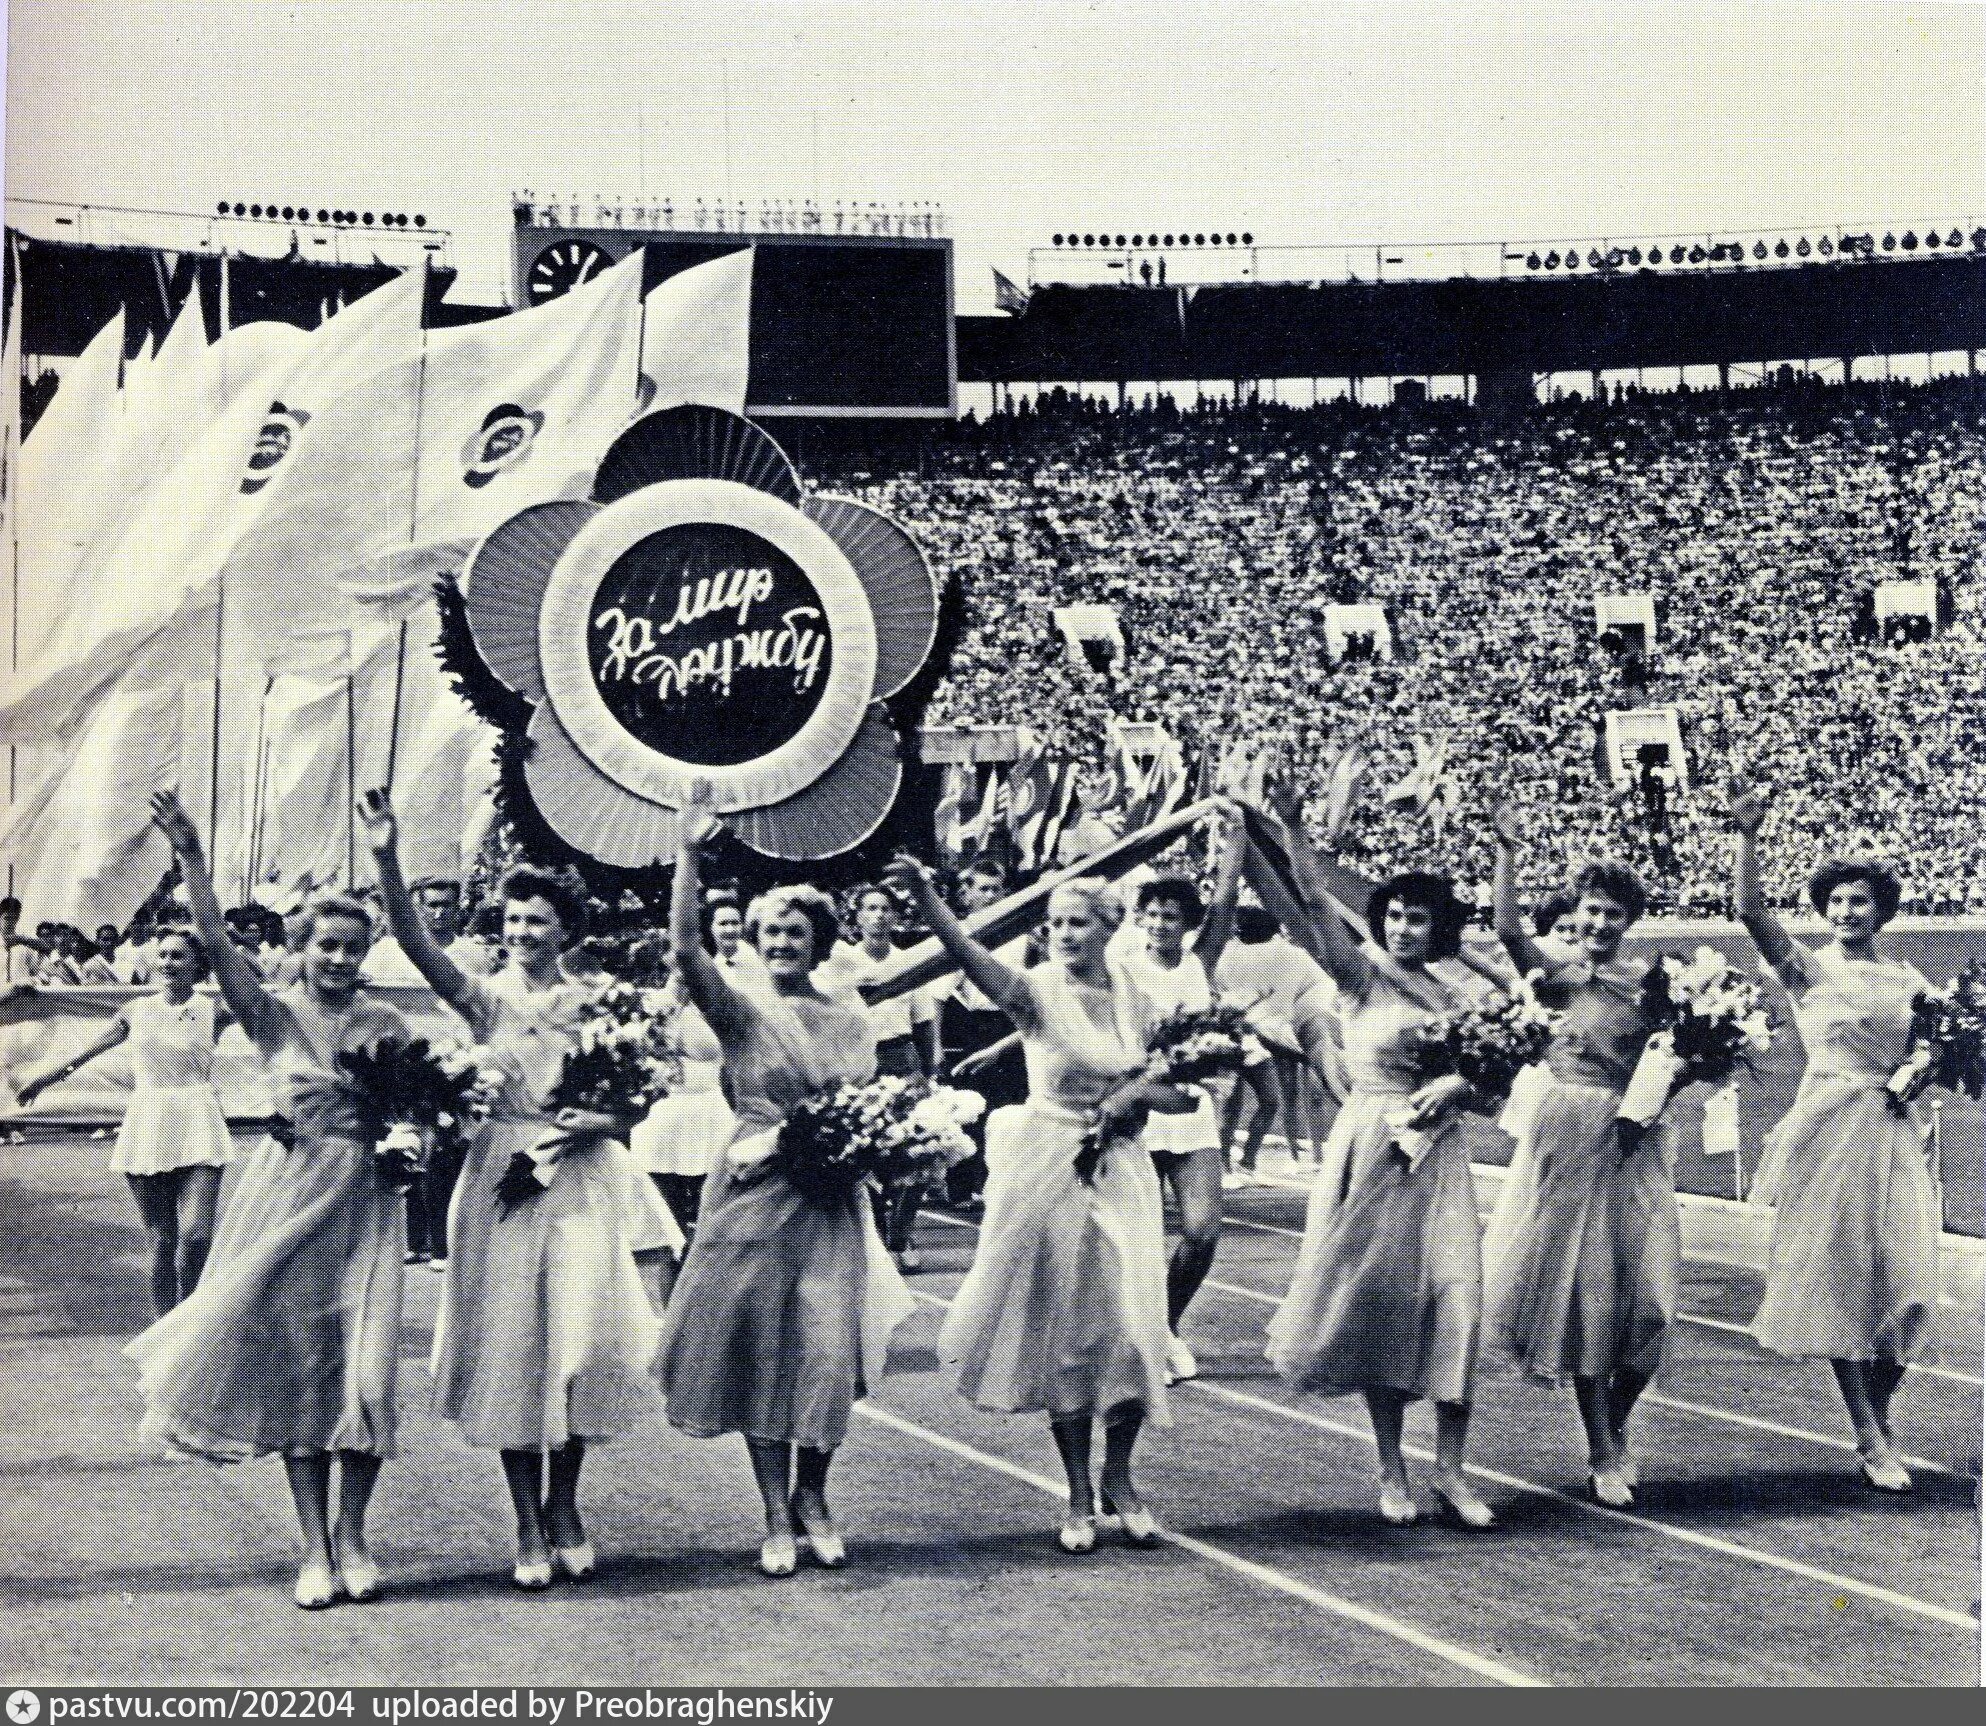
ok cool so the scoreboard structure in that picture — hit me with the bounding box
[511,215,956,420]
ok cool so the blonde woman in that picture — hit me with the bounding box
[129,792,409,1609]
[886,859,1193,1553]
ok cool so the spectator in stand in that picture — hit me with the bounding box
[804,376,1984,916]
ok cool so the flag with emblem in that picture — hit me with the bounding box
[0,263,429,744]
[315,249,647,623]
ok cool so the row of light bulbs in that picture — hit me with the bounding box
[216,201,427,229]
[1051,231,1254,249]
[1526,227,1984,271]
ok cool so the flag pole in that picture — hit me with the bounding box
[385,618,408,792]
[344,635,357,890]
[244,675,273,904]
[206,575,225,853]
[5,236,21,896]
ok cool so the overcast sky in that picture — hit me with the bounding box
[6,1,1982,311]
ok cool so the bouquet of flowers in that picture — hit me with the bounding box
[735,1075,986,1206]
[1075,997,1269,1185]
[1406,982,1560,1101]
[543,981,680,1117]
[494,981,679,1213]
[1391,982,1561,1168]
[1619,947,1775,1128]
[1888,961,1986,1105]
[336,1037,505,1193]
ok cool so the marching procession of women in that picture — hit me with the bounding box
[0,769,1968,1612]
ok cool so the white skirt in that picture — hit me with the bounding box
[110,1084,234,1176]
[630,1090,735,1178]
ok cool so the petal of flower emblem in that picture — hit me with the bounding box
[803,496,938,701]
[592,404,803,507]
[523,704,684,867]
[721,706,903,860]
[462,498,601,703]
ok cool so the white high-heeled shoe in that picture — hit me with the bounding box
[332,1536,380,1602]
[294,1560,342,1610]
[757,1533,799,1577]
[1588,1468,1634,1510]
[552,1542,596,1581]
[1429,1473,1496,1530]
[1377,1480,1419,1526]
[1056,1512,1097,1554]
[1858,1443,1913,1493]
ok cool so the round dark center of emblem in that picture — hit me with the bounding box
[585,522,834,767]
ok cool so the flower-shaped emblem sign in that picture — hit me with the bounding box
[460,406,936,863]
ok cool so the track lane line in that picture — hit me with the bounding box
[1664,1307,1983,1385]
[855,1397,1548,1688]
[1181,1378,1979,1634]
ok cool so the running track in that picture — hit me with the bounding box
[0,1141,1977,1686]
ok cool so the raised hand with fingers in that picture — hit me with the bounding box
[1726,775,1770,836]
[1490,801,1523,851]
[357,788,399,856]
[680,776,724,849]
[149,790,203,862]
[881,852,935,908]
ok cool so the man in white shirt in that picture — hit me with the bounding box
[932,856,1031,1207]
[362,877,492,987]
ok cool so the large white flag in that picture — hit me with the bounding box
[639,246,752,414]
[13,309,125,664]
[244,630,403,904]
[326,249,648,620]
[334,247,753,619]
[97,294,209,508]
[381,626,498,885]
[0,264,429,743]
[0,656,185,927]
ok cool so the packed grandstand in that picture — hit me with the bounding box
[805,374,1986,917]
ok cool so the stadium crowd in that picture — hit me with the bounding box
[822,375,1986,915]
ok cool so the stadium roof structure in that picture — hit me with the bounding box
[5,231,480,356]
[960,255,1986,383]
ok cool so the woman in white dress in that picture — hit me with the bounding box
[1728,779,1941,1491]
[15,925,234,1315]
[128,791,409,1609]
[1116,812,1244,1382]
[885,858,1196,1553]
[361,790,663,1588]
[1265,812,1501,1528]
[1482,808,1670,1509]
[631,958,734,1247]
[658,797,912,1576]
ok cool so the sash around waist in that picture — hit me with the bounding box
[1802,1068,1895,1092]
